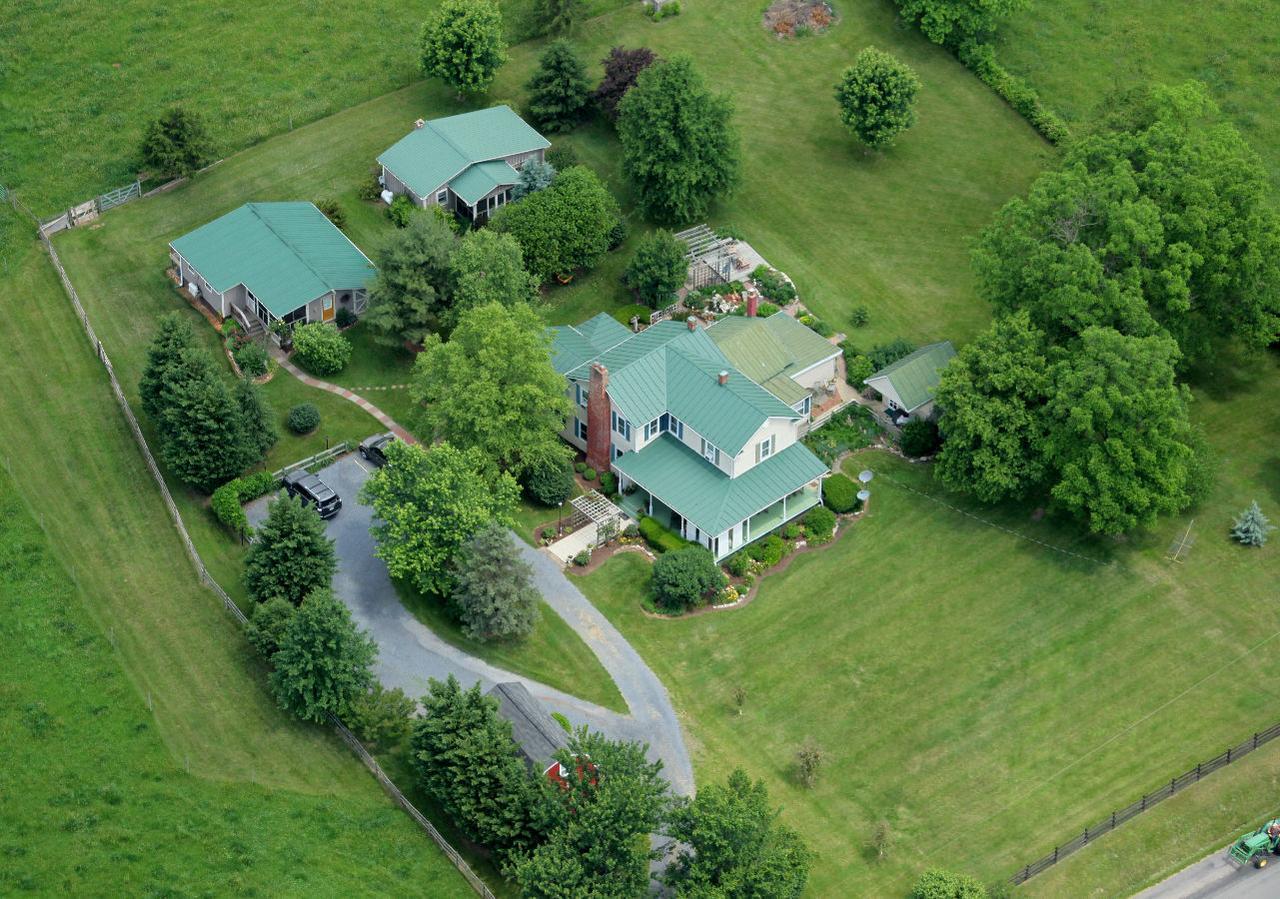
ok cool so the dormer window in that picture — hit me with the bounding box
[701,437,720,465]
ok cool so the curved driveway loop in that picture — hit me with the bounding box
[246,453,693,796]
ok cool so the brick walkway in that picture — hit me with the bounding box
[271,347,416,444]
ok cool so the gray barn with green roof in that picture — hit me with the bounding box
[378,106,549,224]
[864,341,956,420]
[170,202,374,332]
[548,312,829,561]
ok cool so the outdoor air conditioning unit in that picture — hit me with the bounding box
[187,282,199,298]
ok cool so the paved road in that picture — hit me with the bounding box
[1137,846,1280,899]
[246,453,694,796]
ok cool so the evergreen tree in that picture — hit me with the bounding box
[835,48,922,149]
[269,588,377,723]
[140,107,213,178]
[452,521,541,641]
[411,675,542,854]
[243,494,337,604]
[139,312,197,420]
[364,211,457,347]
[156,348,255,493]
[511,159,557,200]
[525,40,592,133]
[234,377,278,460]
[1232,501,1276,547]
[540,0,585,35]
[419,0,508,97]
[617,55,741,224]
[245,596,297,659]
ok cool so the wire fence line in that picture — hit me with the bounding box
[1011,721,1280,884]
[11,194,495,899]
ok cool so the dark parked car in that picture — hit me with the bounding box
[282,469,342,519]
[359,432,398,467]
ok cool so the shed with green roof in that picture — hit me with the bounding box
[378,106,549,224]
[864,341,956,417]
[169,202,374,330]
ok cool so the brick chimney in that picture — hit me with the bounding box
[586,363,611,473]
[718,370,729,386]
[746,292,758,318]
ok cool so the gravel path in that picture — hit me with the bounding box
[246,453,693,796]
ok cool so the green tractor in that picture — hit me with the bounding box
[1229,819,1280,868]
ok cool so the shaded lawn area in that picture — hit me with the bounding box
[393,579,628,714]
[0,226,477,893]
[996,0,1280,195]
[574,347,1280,895]
[322,320,420,432]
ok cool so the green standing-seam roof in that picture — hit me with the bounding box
[864,341,957,412]
[170,202,375,317]
[377,106,550,201]
[548,312,632,376]
[614,435,828,535]
[708,313,841,406]
[451,160,520,205]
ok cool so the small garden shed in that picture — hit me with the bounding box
[863,341,956,420]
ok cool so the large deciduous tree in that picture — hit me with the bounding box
[665,768,812,898]
[594,46,657,121]
[974,81,1280,364]
[243,494,337,604]
[933,310,1051,502]
[617,55,740,224]
[448,229,540,316]
[410,302,572,481]
[364,211,457,346]
[834,47,921,149]
[419,0,508,97]
[269,588,377,723]
[622,229,688,308]
[525,40,592,133]
[451,521,541,641]
[894,0,1030,47]
[490,165,621,281]
[411,675,542,855]
[361,441,519,597]
[510,728,671,898]
[1045,328,1194,535]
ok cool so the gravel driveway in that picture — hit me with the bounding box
[245,453,693,796]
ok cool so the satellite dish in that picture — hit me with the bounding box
[858,470,874,484]
[857,490,871,502]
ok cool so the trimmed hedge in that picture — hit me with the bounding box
[639,516,688,553]
[210,470,279,538]
[958,42,1069,145]
[823,473,859,513]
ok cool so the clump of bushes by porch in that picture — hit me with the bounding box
[651,546,725,613]
[822,473,859,513]
[234,341,269,378]
[639,516,688,553]
[291,322,351,376]
[803,506,836,543]
[211,470,279,538]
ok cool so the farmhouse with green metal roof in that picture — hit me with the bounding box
[549,311,830,561]
[707,310,842,415]
[864,341,957,419]
[169,202,374,333]
[377,106,549,225]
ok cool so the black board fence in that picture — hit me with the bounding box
[1011,720,1280,885]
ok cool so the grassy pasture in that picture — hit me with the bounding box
[574,340,1280,895]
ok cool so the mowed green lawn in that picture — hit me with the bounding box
[996,0,1280,193]
[575,344,1280,895]
[0,225,472,894]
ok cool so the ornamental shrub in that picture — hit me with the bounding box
[725,551,751,578]
[234,341,269,378]
[524,456,575,506]
[823,473,858,513]
[315,197,347,231]
[911,868,989,899]
[782,522,803,541]
[804,506,837,544]
[210,470,279,538]
[291,322,351,376]
[287,403,321,435]
[600,471,617,495]
[900,418,941,457]
[583,467,597,482]
[387,194,416,228]
[335,307,357,329]
[750,266,796,304]
[575,461,588,474]
[652,546,725,612]
[639,515,687,553]
[573,549,591,566]
[749,534,786,568]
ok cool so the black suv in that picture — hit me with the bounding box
[282,470,342,519]
[359,432,398,467]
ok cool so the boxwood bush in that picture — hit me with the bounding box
[291,322,351,376]
[287,403,321,434]
[823,473,858,513]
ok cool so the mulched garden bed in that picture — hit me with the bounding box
[763,0,836,38]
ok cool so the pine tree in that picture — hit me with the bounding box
[269,588,376,723]
[525,40,592,133]
[244,494,337,604]
[139,312,197,420]
[234,377,278,460]
[452,521,541,641]
[1231,501,1276,547]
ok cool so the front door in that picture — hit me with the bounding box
[322,295,335,322]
